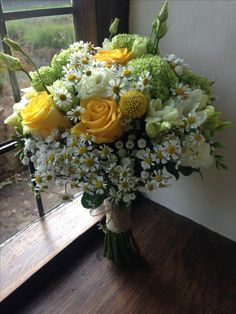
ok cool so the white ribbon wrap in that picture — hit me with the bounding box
[104,200,131,234]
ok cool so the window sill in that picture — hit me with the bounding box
[0,194,104,302]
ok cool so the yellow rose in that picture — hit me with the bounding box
[93,48,133,65]
[21,91,69,137]
[71,97,123,143]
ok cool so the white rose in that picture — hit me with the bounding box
[76,68,112,99]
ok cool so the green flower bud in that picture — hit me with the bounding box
[4,112,22,128]
[0,52,22,71]
[158,1,168,22]
[131,37,148,58]
[3,37,22,52]
[146,122,158,138]
[157,20,168,39]
[109,18,120,35]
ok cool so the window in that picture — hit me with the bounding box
[0,0,78,242]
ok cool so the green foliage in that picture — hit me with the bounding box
[181,70,212,95]
[81,192,106,209]
[128,54,177,102]
[7,16,74,50]
[31,66,58,91]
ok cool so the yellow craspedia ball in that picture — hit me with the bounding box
[119,90,148,119]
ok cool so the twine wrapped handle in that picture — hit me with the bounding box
[104,200,131,233]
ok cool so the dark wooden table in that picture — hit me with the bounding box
[2,198,236,314]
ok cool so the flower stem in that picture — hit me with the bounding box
[20,50,50,94]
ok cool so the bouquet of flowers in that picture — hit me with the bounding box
[2,2,231,264]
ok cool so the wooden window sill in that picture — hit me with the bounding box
[0,194,104,302]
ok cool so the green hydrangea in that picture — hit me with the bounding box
[51,48,73,78]
[181,70,212,95]
[111,34,142,51]
[31,66,58,92]
[128,54,178,101]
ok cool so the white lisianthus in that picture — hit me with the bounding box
[180,139,213,168]
[76,67,113,99]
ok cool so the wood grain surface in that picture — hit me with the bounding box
[0,194,104,302]
[1,197,236,314]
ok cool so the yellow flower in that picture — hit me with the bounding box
[93,48,133,65]
[71,97,123,143]
[21,91,69,137]
[119,90,148,118]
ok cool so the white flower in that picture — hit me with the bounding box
[171,83,192,101]
[115,141,123,149]
[163,139,181,161]
[141,150,155,170]
[92,176,106,195]
[80,182,94,195]
[184,110,207,131]
[180,140,213,169]
[80,153,99,172]
[189,132,205,145]
[53,86,73,111]
[99,145,113,159]
[141,171,149,180]
[67,106,85,123]
[120,116,132,127]
[76,67,112,99]
[106,79,127,99]
[145,181,156,192]
[138,70,152,90]
[125,140,135,150]
[137,139,147,149]
[152,145,170,164]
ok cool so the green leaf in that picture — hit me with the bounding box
[165,162,179,180]
[178,166,195,176]
[212,142,225,149]
[81,192,106,209]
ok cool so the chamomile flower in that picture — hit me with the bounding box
[189,132,205,145]
[152,145,170,164]
[171,83,191,101]
[141,150,155,170]
[185,111,207,131]
[80,182,94,195]
[145,181,156,192]
[164,139,181,160]
[63,67,82,87]
[67,106,85,123]
[125,140,135,150]
[115,141,123,149]
[92,176,106,195]
[141,171,149,180]
[138,71,152,90]
[80,133,96,144]
[80,153,99,172]
[137,139,147,149]
[106,79,126,99]
[54,87,73,111]
[99,145,113,159]
[152,170,168,187]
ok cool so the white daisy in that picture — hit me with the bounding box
[137,139,147,149]
[92,176,106,195]
[138,70,152,90]
[67,106,85,123]
[106,79,126,99]
[54,87,73,110]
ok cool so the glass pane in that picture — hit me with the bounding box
[6,14,75,90]
[0,151,38,243]
[2,0,72,12]
[0,42,15,142]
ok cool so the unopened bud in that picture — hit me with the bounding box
[157,21,168,38]
[3,37,22,52]
[158,1,168,22]
[109,18,120,35]
[146,123,158,138]
[0,52,22,71]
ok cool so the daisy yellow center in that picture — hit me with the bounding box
[95,181,103,189]
[122,181,129,189]
[68,74,76,81]
[123,70,131,77]
[102,147,109,156]
[119,90,147,118]
[78,146,87,154]
[82,57,89,64]
[187,116,196,124]
[194,133,202,141]
[112,85,120,94]
[85,157,94,166]
[176,88,188,99]
[167,145,176,155]
[156,151,163,159]
[86,70,92,76]
[144,157,152,164]
[155,174,163,182]
[36,176,42,184]
[48,153,55,161]
[59,94,67,101]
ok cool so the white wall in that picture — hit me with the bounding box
[130,0,236,241]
